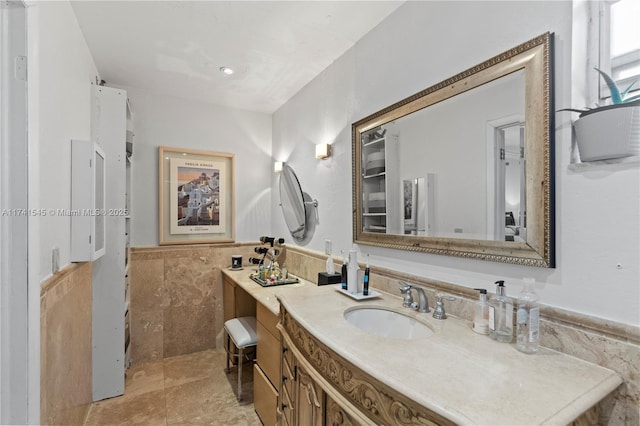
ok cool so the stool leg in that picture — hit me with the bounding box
[237,347,243,401]
[224,333,230,374]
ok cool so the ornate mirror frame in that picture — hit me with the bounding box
[352,32,554,267]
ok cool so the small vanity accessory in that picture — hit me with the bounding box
[326,251,335,275]
[516,277,540,354]
[489,280,513,343]
[231,255,242,269]
[472,288,490,335]
[318,272,341,285]
[363,254,370,296]
[340,251,348,290]
[347,247,358,294]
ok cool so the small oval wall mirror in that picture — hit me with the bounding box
[279,164,317,243]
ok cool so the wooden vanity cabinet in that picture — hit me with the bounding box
[278,322,359,426]
[254,302,281,425]
[222,275,255,321]
[279,338,324,426]
[278,305,454,426]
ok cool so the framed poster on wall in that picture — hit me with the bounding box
[158,146,235,245]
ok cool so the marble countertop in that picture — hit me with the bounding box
[222,268,318,314]
[222,269,622,425]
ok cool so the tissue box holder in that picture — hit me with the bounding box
[318,272,342,286]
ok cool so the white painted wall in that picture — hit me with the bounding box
[120,87,272,246]
[1,2,28,423]
[272,1,640,326]
[26,0,100,422]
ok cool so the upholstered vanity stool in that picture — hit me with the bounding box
[223,316,257,401]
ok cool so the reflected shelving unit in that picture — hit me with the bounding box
[361,130,400,234]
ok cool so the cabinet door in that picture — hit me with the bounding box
[295,364,324,426]
[325,394,358,426]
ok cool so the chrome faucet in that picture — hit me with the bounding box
[399,282,414,308]
[399,282,430,313]
[432,294,456,320]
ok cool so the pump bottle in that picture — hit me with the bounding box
[472,289,490,335]
[516,277,540,354]
[489,280,513,343]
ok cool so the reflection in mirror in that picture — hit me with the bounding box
[279,164,318,244]
[353,33,554,267]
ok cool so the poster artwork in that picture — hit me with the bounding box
[169,158,226,235]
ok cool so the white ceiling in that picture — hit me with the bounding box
[70,1,404,113]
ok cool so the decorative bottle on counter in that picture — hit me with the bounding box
[489,280,513,343]
[516,277,540,354]
[472,288,490,335]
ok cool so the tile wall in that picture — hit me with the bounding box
[40,262,93,425]
[128,243,259,364]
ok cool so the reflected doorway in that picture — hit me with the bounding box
[487,116,525,242]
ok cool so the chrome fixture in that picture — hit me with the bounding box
[399,281,429,313]
[432,294,456,320]
[414,287,430,313]
[399,282,414,308]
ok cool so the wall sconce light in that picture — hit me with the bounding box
[315,143,332,159]
[274,161,284,173]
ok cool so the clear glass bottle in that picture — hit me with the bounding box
[472,288,490,335]
[489,280,513,343]
[516,277,540,354]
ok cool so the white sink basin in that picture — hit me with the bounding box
[344,306,434,340]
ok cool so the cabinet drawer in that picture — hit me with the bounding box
[254,364,278,426]
[257,302,279,337]
[280,377,295,426]
[282,341,294,373]
[257,321,281,387]
[281,351,294,398]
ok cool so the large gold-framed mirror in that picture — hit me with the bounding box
[352,32,554,267]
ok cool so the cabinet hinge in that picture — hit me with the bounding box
[500,148,505,160]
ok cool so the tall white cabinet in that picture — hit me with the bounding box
[90,85,127,400]
[360,131,401,234]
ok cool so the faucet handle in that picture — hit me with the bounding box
[432,293,455,320]
[398,281,414,308]
[398,281,412,292]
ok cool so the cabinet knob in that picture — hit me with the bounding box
[281,403,288,410]
[282,347,288,353]
[282,375,288,382]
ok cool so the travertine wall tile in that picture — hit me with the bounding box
[130,310,164,364]
[130,259,164,312]
[40,262,93,426]
[129,243,257,366]
[163,304,217,358]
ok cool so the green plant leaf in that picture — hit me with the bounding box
[621,79,639,100]
[595,67,623,104]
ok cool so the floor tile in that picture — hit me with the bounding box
[85,349,260,426]
[85,389,167,426]
[125,360,165,398]
[163,349,224,389]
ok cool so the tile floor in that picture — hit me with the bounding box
[85,348,262,425]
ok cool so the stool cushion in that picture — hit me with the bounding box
[224,316,257,349]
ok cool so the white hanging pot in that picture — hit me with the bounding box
[574,104,640,162]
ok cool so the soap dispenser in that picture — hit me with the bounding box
[516,277,540,354]
[472,289,490,335]
[489,280,513,343]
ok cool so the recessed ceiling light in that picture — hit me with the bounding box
[220,66,234,75]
